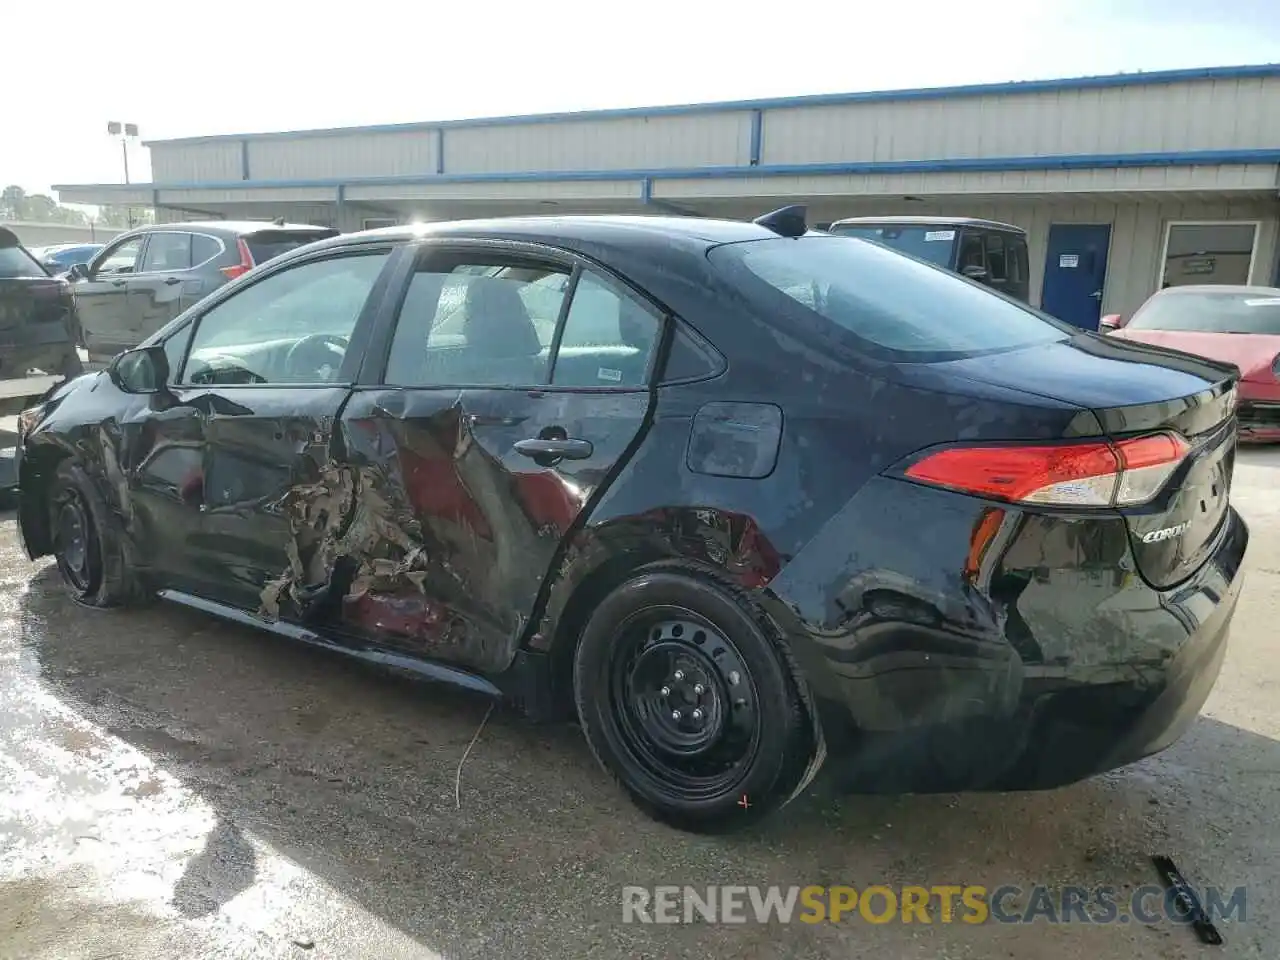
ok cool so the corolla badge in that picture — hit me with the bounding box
[1142,521,1192,543]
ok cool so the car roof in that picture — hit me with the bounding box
[343,215,780,248]
[829,215,1026,233]
[135,220,337,235]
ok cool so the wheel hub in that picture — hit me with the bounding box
[56,499,90,588]
[615,617,758,779]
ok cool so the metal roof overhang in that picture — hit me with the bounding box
[54,150,1280,211]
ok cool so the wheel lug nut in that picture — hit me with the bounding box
[660,686,671,697]
[692,708,703,721]
[674,670,685,681]
[693,683,705,695]
[671,710,682,720]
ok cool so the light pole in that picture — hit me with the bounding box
[107,121,139,227]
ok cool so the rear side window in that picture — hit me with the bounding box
[713,236,1069,360]
[140,232,192,272]
[0,245,46,278]
[244,229,339,265]
[192,234,222,266]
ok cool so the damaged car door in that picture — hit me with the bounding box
[330,244,663,673]
[172,246,397,611]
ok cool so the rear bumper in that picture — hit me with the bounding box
[764,477,1248,794]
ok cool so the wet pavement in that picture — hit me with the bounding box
[2,450,1279,959]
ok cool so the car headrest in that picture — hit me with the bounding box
[464,278,541,357]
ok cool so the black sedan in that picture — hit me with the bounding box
[14,209,1247,831]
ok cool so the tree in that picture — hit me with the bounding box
[1,184,89,224]
[95,205,154,228]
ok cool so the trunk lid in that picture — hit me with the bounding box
[1113,328,1280,382]
[933,335,1239,589]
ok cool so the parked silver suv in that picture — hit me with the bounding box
[65,219,338,364]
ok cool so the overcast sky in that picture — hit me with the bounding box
[6,0,1280,196]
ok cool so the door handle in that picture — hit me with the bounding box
[111,279,126,287]
[514,437,593,461]
[163,277,182,286]
[1090,290,1103,299]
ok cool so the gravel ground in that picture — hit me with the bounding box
[1,449,1278,959]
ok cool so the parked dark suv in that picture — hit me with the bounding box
[66,220,338,363]
[828,216,1031,303]
[0,227,82,382]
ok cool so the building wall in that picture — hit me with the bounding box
[761,74,1280,165]
[139,69,1280,186]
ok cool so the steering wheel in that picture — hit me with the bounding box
[285,333,349,382]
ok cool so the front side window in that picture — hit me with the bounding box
[181,251,388,385]
[713,236,1069,361]
[93,237,144,276]
[140,232,192,272]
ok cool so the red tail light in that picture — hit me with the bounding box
[904,432,1190,507]
[219,238,255,280]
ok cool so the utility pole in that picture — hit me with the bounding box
[107,121,139,227]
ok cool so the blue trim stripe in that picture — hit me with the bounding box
[54,148,1280,196]
[140,63,1280,147]
[749,110,763,166]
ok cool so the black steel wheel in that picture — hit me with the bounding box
[48,460,131,607]
[574,562,812,832]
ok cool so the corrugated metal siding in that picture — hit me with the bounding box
[761,76,1280,165]
[151,143,242,182]
[248,131,440,180]
[443,113,752,174]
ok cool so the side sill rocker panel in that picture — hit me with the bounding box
[157,589,504,697]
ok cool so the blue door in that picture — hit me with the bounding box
[1041,224,1111,330]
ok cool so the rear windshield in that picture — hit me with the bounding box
[710,235,1069,361]
[244,229,339,265]
[827,225,957,266]
[0,244,48,279]
[1127,290,1280,334]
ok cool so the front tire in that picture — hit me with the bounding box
[573,562,812,832]
[49,461,131,607]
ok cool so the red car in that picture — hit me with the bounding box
[1103,285,1280,441]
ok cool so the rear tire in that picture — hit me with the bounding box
[49,461,131,608]
[573,562,812,832]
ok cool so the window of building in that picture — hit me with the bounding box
[1161,222,1259,288]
